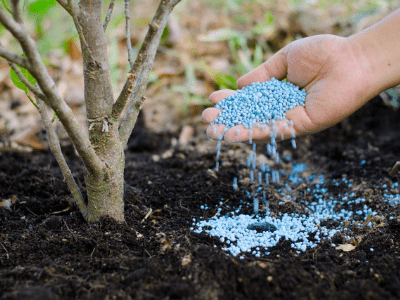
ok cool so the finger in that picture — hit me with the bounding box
[224,120,297,143]
[285,105,319,136]
[206,124,226,139]
[237,48,288,88]
[209,89,236,104]
[202,108,221,124]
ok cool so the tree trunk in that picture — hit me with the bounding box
[85,121,125,222]
[78,0,125,222]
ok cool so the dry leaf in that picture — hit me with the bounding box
[11,124,46,150]
[335,244,356,252]
[181,254,192,267]
[0,199,12,210]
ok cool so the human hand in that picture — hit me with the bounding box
[202,35,370,142]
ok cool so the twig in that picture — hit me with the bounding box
[63,219,78,243]
[54,0,69,11]
[389,161,400,176]
[67,0,95,63]
[124,0,134,69]
[25,206,38,216]
[103,0,115,32]
[1,0,12,13]
[36,98,88,218]
[140,207,153,224]
[62,219,75,235]
[8,62,46,100]
[55,0,96,64]
[0,243,9,259]
[0,43,30,69]
[10,0,22,23]
[50,206,70,214]
[0,8,104,175]
[113,0,181,145]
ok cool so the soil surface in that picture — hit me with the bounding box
[1,96,400,300]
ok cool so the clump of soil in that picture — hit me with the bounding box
[1,96,400,299]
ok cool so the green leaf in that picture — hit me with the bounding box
[0,23,6,37]
[161,25,169,44]
[10,65,37,93]
[28,0,57,14]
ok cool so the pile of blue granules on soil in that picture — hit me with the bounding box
[192,160,398,258]
[192,78,397,258]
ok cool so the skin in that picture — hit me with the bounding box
[202,8,400,143]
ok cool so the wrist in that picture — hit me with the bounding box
[347,9,400,99]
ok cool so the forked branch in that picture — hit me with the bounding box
[36,98,87,217]
[10,0,22,23]
[8,60,87,216]
[0,7,104,175]
[113,0,181,145]
[9,62,46,100]
[0,43,30,69]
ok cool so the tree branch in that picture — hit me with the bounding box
[67,0,95,62]
[9,62,46,100]
[0,43,30,69]
[103,0,115,32]
[114,0,181,145]
[55,0,96,64]
[36,98,88,218]
[10,0,22,23]
[8,58,87,216]
[55,0,77,16]
[124,0,134,69]
[0,8,104,176]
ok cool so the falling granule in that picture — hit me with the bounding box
[253,198,259,214]
[271,170,280,183]
[233,177,238,191]
[262,190,268,212]
[246,155,251,168]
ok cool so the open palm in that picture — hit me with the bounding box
[202,35,370,142]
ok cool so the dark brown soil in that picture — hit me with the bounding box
[1,96,400,300]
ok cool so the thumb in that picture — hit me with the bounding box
[237,47,288,88]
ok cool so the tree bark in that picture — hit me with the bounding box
[78,0,125,222]
[85,124,125,222]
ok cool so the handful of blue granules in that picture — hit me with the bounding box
[212,78,306,130]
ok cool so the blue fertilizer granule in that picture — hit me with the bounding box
[192,163,397,257]
[212,78,306,130]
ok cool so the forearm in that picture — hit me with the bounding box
[348,8,400,99]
